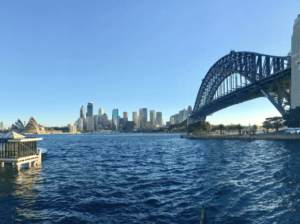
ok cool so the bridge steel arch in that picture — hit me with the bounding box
[192,51,291,122]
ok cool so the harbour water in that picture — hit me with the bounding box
[1,133,300,223]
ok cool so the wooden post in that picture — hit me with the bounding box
[17,164,21,171]
[28,162,31,168]
[1,162,4,167]
[37,149,42,166]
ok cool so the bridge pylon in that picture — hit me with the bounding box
[289,14,300,127]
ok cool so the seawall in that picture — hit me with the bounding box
[181,134,300,140]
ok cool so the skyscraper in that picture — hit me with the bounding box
[123,112,128,124]
[87,102,93,117]
[139,108,147,129]
[112,109,118,130]
[187,105,192,115]
[132,112,138,126]
[98,107,104,123]
[156,112,162,126]
[0,122,4,129]
[150,110,155,126]
[80,105,85,119]
[179,109,188,121]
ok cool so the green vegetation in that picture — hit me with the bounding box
[262,116,285,133]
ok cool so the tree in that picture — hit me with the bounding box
[252,124,258,134]
[235,124,243,135]
[266,116,285,132]
[187,120,205,135]
[204,121,211,135]
[219,124,225,135]
[262,120,272,133]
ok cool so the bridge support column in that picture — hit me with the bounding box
[289,14,300,127]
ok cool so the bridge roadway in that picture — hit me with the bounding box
[191,67,291,119]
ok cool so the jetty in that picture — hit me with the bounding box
[0,131,43,170]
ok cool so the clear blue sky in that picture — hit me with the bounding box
[0,0,299,127]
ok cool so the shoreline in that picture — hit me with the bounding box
[181,133,300,140]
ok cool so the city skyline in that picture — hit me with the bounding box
[0,1,300,127]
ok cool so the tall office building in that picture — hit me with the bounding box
[132,112,138,126]
[87,102,93,117]
[139,108,147,129]
[112,109,118,130]
[78,118,83,132]
[150,110,155,126]
[179,109,188,121]
[187,105,193,115]
[24,120,27,127]
[98,107,104,123]
[0,122,4,129]
[103,113,108,127]
[86,116,94,132]
[80,105,85,118]
[123,112,128,124]
[156,112,162,126]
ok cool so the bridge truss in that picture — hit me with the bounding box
[193,51,291,120]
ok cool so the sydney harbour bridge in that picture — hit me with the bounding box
[190,15,300,127]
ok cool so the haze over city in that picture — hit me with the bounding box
[1,0,300,127]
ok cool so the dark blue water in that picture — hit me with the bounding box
[1,134,300,223]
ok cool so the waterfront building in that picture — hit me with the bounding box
[98,107,104,123]
[123,112,128,124]
[68,124,77,133]
[87,102,93,117]
[12,119,25,133]
[80,105,85,119]
[24,120,27,127]
[150,110,155,126]
[94,115,98,130]
[139,108,147,129]
[156,112,162,126]
[179,109,188,121]
[23,117,40,134]
[103,113,108,127]
[0,131,43,171]
[112,109,118,130]
[132,112,138,126]
[0,122,3,129]
[86,116,94,132]
[78,118,83,132]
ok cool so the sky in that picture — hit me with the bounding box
[0,0,299,127]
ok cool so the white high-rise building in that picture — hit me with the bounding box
[98,107,104,123]
[179,109,188,121]
[0,122,4,129]
[150,110,155,126]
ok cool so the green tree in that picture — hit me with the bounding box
[187,120,205,135]
[204,121,211,135]
[219,124,225,135]
[262,120,272,133]
[266,116,285,132]
[252,124,258,134]
[235,124,243,135]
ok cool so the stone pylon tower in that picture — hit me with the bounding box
[287,14,300,127]
[291,14,300,109]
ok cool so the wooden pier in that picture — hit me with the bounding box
[0,131,43,170]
